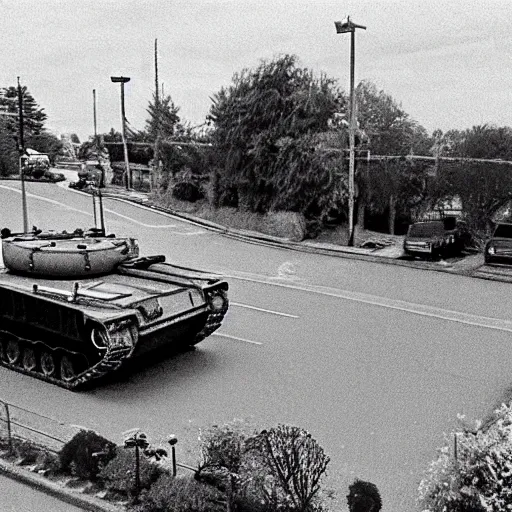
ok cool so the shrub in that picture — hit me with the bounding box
[140,474,225,512]
[98,446,162,497]
[346,479,382,512]
[418,403,512,511]
[247,425,331,512]
[59,430,116,480]
[172,180,204,202]
[14,439,40,465]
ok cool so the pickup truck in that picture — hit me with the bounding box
[485,222,512,265]
[403,217,465,260]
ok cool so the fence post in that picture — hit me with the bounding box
[3,401,13,454]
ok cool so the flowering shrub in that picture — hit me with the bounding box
[98,446,162,496]
[418,403,512,511]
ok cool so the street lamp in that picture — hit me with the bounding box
[168,435,178,476]
[110,76,131,190]
[335,16,366,246]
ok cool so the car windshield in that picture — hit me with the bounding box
[408,222,445,238]
[493,223,512,239]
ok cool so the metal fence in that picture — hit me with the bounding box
[0,398,81,453]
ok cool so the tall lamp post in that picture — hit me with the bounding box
[110,76,131,190]
[335,16,366,247]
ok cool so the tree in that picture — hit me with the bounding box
[356,81,429,156]
[209,54,345,226]
[248,425,330,512]
[195,420,251,512]
[0,86,47,137]
[0,119,18,176]
[102,128,123,143]
[354,81,431,233]
[145,93,181,140]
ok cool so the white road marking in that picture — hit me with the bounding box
[224,271,512,334]
[0,185,94,216]
[211,332,263,345]
[230,302,298,318]
[0,185,205,233]
[102,208,182,229]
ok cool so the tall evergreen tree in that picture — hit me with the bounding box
[0,86,47,137]
[0,118,18,176]
[145,93,180,139]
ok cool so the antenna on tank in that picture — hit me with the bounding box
[17,77,29,233]
[92,189,106,236]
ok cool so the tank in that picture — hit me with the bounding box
[0,195,229,390]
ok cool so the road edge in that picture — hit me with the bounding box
[0,457,124,512]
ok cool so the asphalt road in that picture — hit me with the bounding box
[0,474,84,512]
[1,180,512,511]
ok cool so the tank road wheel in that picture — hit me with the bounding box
[60,354,78,383]
[40,351,57,378]
[6,339,21,365]
[22,346,37,372]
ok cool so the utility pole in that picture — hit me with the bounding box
[17,77,29,233]
[93,89,98,141]
[111,76,131,189]
[335,16,366,246]
[153,38,161,192]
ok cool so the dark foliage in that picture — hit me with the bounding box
[347,479,382,512]
[172,180,204,202]
[209,54,345,220]
[98,446,162,497]
[59,430,116,480]
[0,120,18,176]
[26,131,63,165]
[0,86,47,137]
[145,93,181,139]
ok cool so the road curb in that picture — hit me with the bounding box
[50,180,507,283]
[0,457,125,512]
[101,193,496,280]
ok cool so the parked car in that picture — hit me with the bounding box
[485,222,512,265]
[403,217,466,260]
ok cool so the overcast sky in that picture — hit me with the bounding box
[2,0,511,141]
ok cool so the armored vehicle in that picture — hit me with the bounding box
[0,195,228,390]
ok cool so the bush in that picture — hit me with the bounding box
[139,474,225,512]
[247,425,331,512]
[59,430,116,480]
[14,439,40,465]
[172,180,204,202]
[346,479,382,512]
[418,403,512,511]
[98,446,162,497]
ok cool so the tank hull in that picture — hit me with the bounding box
[0,258,228,390]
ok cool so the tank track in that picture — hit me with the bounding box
[191,289,229,346]
[0,322,136,390]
